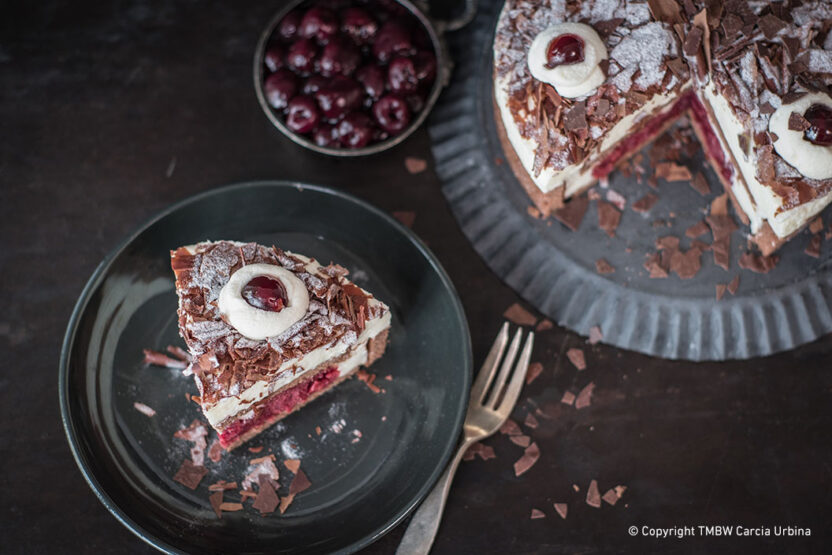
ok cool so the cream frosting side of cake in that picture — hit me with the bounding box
[203,310,390,427]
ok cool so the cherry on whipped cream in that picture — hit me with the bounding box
[546,34,584,68]
[803,104,832,146]
[242,276,288,312]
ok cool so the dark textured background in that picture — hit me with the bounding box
[2,1,831,553]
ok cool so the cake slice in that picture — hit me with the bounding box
[171,240,391,450]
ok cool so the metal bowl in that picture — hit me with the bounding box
[253,0,475,156]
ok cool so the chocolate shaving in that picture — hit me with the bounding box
[289,469,311,496]
[208,440,223,463]
[782,36,801,61]
[727,275,740,295]
[656,162,693,182]
[789,112,811,131]
[586,480,602,508]
[209,491,223,518]
[166,345,191,362]
[809,217,824,235]
[284,459,301,474]
[561,391,576,406]
[684,26,704,57]
[208,480,237,491]
[524,412,539,430]
[575,382,595,410]
[595,98,611,118]
[716,283,727,301]
[219,502,243,512]
[603,486,627,506]
[721,14,742,38]
[686,221,709,238]
[597,201,621,238]
[644,253,669,278]
[133,402,156,417]
[143,349,188,369]
[563,102,588,131]
[503,303,537,326]
[513,442,540,477]
[404,157,427,174]
[690,172,710,196]
[670,247,703,279]
[173,459,207,490]
[535,319,553,332]
[739,252,780,273]
[500,419,522,436]
[356,369,382,394]
[666,57,688,79]
[554,195,589,231]
[525,362,543,385]
[279,494,295,514]
[595,258,615,275]
[758,14,786,40]
[530,508,546,520]
[554,503,568,519]
[805,235,822,258]
[566,348,586,370]
[648,0,684,24]
[632,193,658,213]
[656,235,680,251]
[252,474,281,515]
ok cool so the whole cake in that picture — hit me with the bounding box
[494,0,832,254]
[171,240,391,450]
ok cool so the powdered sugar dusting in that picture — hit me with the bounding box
[610,23,676,92]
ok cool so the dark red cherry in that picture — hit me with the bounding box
[356,65,386,100]
[287,38,318,75]
[286,96,320,134]
[341,7,378,45]
[264,45,286,72]
[338,112,374,148]
[302,75,329,96]
[319,37,361,77]
[242,276,288,312]
[413,50,436,83]
[299,7,338,44]
[545,34,584,68]
[278,10,303,42]
[313,123,340,147]
[264,69,298,110]
[372,94,411,135]
[803,104,832,146]
[387,56,419,94]
[373,20,413,63]
[315,76,363,120]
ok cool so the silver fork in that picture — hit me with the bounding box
[396,322,534,555]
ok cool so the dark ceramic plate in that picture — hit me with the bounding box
[59,182,472,554]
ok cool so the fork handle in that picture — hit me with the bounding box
[395,438,473,555]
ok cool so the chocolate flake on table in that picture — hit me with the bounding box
[566,348,586,371]
[248,446,264,453]
[463,442,496,461]
[535,319,554,332]
[525,362,544,385]
[554,503,568,519]
[242,455,280,490]
[289,468,311,495]
[208,440,223,463]
[500,419,522,436]
[715,283,727,301]
[575,382,595,410]
[173,459,208,490]
[513,442,540,477]
[561,391,576,406]
[166,345,191,362]
[510,435,531,448]
[809,217,824,235]
[356,369,383,394]
[524,413,539,430]
[669,247,703,279]
[404,157,427,174]
[606,190,627,211]
[527,205,542,219]
[392,210,416,229]
[588,326,603,345]
[315,426,322,436]
[208,480,237,491]
[805,235,822,258]
[595,258,615,275]
[174,419,208,466]
[597,201,622,238]
[631,193,658,213]
[209,491,224,518]
[739,252,780,273]
[253,474,280,516]
[133,402,156,417]
[554,195,589,231]
[240,489,257,502]
[602,485,627,506]
[685,220,709,238]
[656,235,680,251]
[644,253,669,278]
[530,508,546,520]
[284,459,301,474]
[503,303,538,326]
[586,479,602,508]
[143,348,188,369]
[219,502,244,512]
[279,494,295,514]
[655,162,692,182]
[727,275,740,295]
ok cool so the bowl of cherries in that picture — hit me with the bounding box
[255,0,455,156]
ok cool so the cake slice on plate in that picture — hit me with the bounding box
[171,240,391,450]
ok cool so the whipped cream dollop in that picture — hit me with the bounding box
[768,92,832,180]
[218,263,309,340]
[527,23,608,99]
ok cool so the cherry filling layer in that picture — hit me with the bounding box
[591,92,734,183]
[218,366,340,448]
